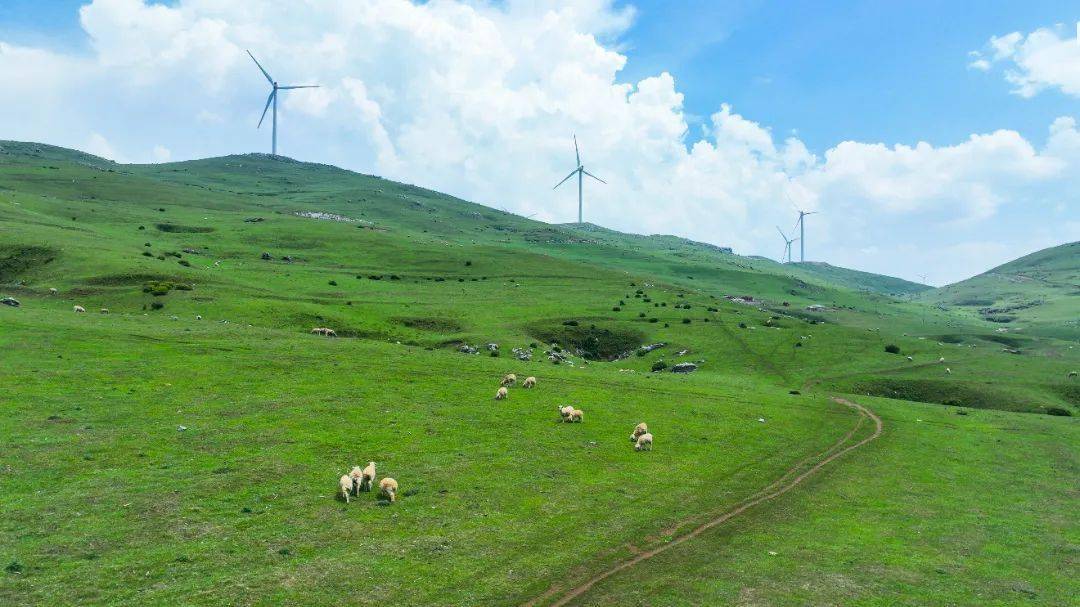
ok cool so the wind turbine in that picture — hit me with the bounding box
[553,135,605,224]
[247,50,319,156]
[776,226,798,263]
[793,209,817,262]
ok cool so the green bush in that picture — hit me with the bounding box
[885,344,901,354]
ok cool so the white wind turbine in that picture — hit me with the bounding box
[776,226,799,263]
[247,50,319,156]
[553,135,606,224]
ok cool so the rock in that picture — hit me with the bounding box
[182,248,199,254]
[1,297,20,307]
[671,362,697,373]
[261,252,272,260]
[458,344,478,354]
[486,343,499,352]
[244,217,264,223]
[282,255,294,262]
[177,425,187,432]
[638,342,666,354]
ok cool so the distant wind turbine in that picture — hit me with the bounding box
[793,209,817,262]
[553,135,605,224]
[247,50,319,156]
[776,226,798,263]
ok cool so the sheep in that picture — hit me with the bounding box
[635,432,653,451]
[558,405,574,420]
[905,356,913,361]
[195,314,202,320]
[523,376,537,388]
[495,386,508,400]
[359,461,376,492]
[630,422,648,442]
[938,357,946,363]
[501,373,517,387]
[100,308,109,314]
[311,327,338,337]
[339,474,354,503]
[73,305,85,313]
[945,367,952,374]
[48,288,58,295]
[349,466,364,496]
[569,409,583,423]
[379,477,399,503]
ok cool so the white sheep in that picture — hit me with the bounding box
[905,356,913,361]
[630,422,648,442]
[501,373,517,387]
[635,432,653,451]
[379,477,398,503]
[569,409,583,423]
[48,288,58,295]
[339,474,354,503]
[100,308,109,314]
[495,386,508,400]
[359,461,376,492]
[73,305,85,313]
[945,367,952,374]
[195,314,202,320]
[522,376,536,388]
[938,357,945,363]
[349,466,364,496]
[558,405,574,420]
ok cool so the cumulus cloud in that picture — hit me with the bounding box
[0,0,1076,285]
[970,23,1080,97]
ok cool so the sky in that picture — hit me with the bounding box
[1,1,1078,285]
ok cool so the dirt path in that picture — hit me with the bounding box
[523,397,883,607]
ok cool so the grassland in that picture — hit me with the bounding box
[1,141,1076,605]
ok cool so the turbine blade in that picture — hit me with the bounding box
[573,134,580,167]
[257,90,275,128]
[582,168,605,184]
[776,226,787,240]
[553,169,579,190]
[277,85,320,90]
[247,50,274,84]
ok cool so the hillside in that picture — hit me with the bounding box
[922,241,1080,340]
[789,261,931,296]
[1,142,1077,606]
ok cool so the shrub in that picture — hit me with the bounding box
[465,260,472,266]
[885,344,901,354]
[144,242,151,247]
[328,280,337,286]
[5,561,23,574]
[649,318,659,323]
[562,320,579,326]
[738,322,747,329]
[178,260,191,267]
[682,318,691,324]
[651,360,667,372]
[138,225,146,230]
[639,312,646,318]
[1046,407,1072,417]
[142,251,153,257]
[612,306,621,312]
[490,350,499,357]
[156,255,166,260]
[150,301,164,310]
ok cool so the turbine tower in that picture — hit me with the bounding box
[776,226,798,263]
[794,209,817,262]
[247,50,319,156]
[553,135,605,224]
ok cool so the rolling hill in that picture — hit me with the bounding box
[922,241,1080,340]
[1,141,1077,606]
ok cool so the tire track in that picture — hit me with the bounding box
[523,397,883,607]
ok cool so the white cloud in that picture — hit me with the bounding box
[152,144,172,162]
[971,23,1080,97]
[0,1,1076,285]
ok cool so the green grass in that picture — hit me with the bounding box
[1,141,1077,605]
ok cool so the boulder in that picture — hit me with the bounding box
[1,297,20,307]
[260,252,272,260]
[671,362,698,373]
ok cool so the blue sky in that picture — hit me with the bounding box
[619,0,1079,151]
[0,1,1077,285]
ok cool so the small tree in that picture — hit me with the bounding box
[885,344,901,354]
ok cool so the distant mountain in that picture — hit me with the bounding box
[923,242,1080,340]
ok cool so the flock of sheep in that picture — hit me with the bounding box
[336,372,654,504]
[338,461,398,504]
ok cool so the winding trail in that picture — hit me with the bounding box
[524,397,883,607]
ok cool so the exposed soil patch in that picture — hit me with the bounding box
[528,321,644,361]
[0,245,56,282]
[395,317,464,333]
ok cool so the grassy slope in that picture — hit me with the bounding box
[0,141,1077,605]
[788,261,931,296]
[922,241,1080,341]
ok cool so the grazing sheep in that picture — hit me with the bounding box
[48,288,58,295]
[630,422,648,442]
[360,461,376,492]
[195,315,202,320]
[501,373,517,387]
[73,305,85,313]
[558,405,574,420]
[938,357,946,363]
[569,409,583,423]
[635,432,653,451]
[339,474,354,503]
[523,376,537,388]
[311,327,338,337]
[945,368,952,374]
[349,466,364,496]
[496,386,508,400]
[379,477,399,503]
[100,308,109,314]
